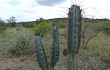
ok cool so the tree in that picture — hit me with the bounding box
[7,16,16,27]
[100,21,110,34]
[81,19,100,46]
[0,18,6,33]
[33,18,52,37]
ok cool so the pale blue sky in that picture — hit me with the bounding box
[0,0,110,22]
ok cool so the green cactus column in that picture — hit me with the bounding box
[35,36,48,70]
[67,5,82,70]
[50,25,60,70]
[35,25,60,70]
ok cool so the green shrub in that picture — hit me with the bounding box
[33,18,52,37]
[9,28,34,55]
[98,20,110,34]
[100,53,110,66]
[0,18,6,34]
[58,21,66,28]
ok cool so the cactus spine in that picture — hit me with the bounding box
[35,25,60,70]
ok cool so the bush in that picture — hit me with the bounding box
[9,38,32,55]
[9,28,34,55]
[33,18,52,37]
[58,21,66,28]
[98,20,110,34]
[100,53,110,66]
[0,18,6,34]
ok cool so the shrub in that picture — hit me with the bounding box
[9,28,34,55]
[33,18,52,37]
[98,20,110,34]
[58,21,66,28]
[0,18,6,34]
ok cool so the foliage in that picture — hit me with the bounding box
[0,25,110,70]
[58,21,66,28]
[33,18,52,37]
[0,18,6,34]
[81,19,100,46]
[9,28,34,55]
[7,16,16,27]
[98,20,110,34]
[19,21,36,28]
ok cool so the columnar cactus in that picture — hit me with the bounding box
[35,5,82,70]
[68,5,77,55]
[67,5,82,70]
[35,25,60,70]
[68,5,82,56]
[35,36,48,70]
[50,25,60,67]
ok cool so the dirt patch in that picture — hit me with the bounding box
[0,54,36,70]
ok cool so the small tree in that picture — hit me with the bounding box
[0,18,6,33]
[81,19,100,46]
[99,20,110,34]
[7,16,16,27]
[33,18,52,37]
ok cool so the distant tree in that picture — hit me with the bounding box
[0,18,5,24]
[98,20,110,34]
[36,18,45,24]
[7,16,16,27]
[0,18,6,33]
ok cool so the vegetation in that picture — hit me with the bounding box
[58,21,67,28]
[97,20,110,34]
[33,18,52,37]
[7,16,16,27]
[8,28,35,55]
[0,18,6,34]
[0,16,110,70]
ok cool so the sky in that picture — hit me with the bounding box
[0,0,110,22]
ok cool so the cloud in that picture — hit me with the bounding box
[8,0,19,5]
[0,0,110,22]
[36,0,66,6]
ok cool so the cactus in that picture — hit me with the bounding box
[35,25,60,70]
[50,25,60,67]
[35,5,82,70]
[68,5,77,55]
[35,36,48,70]
[67,5,82,70]
[68,5,82,55]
